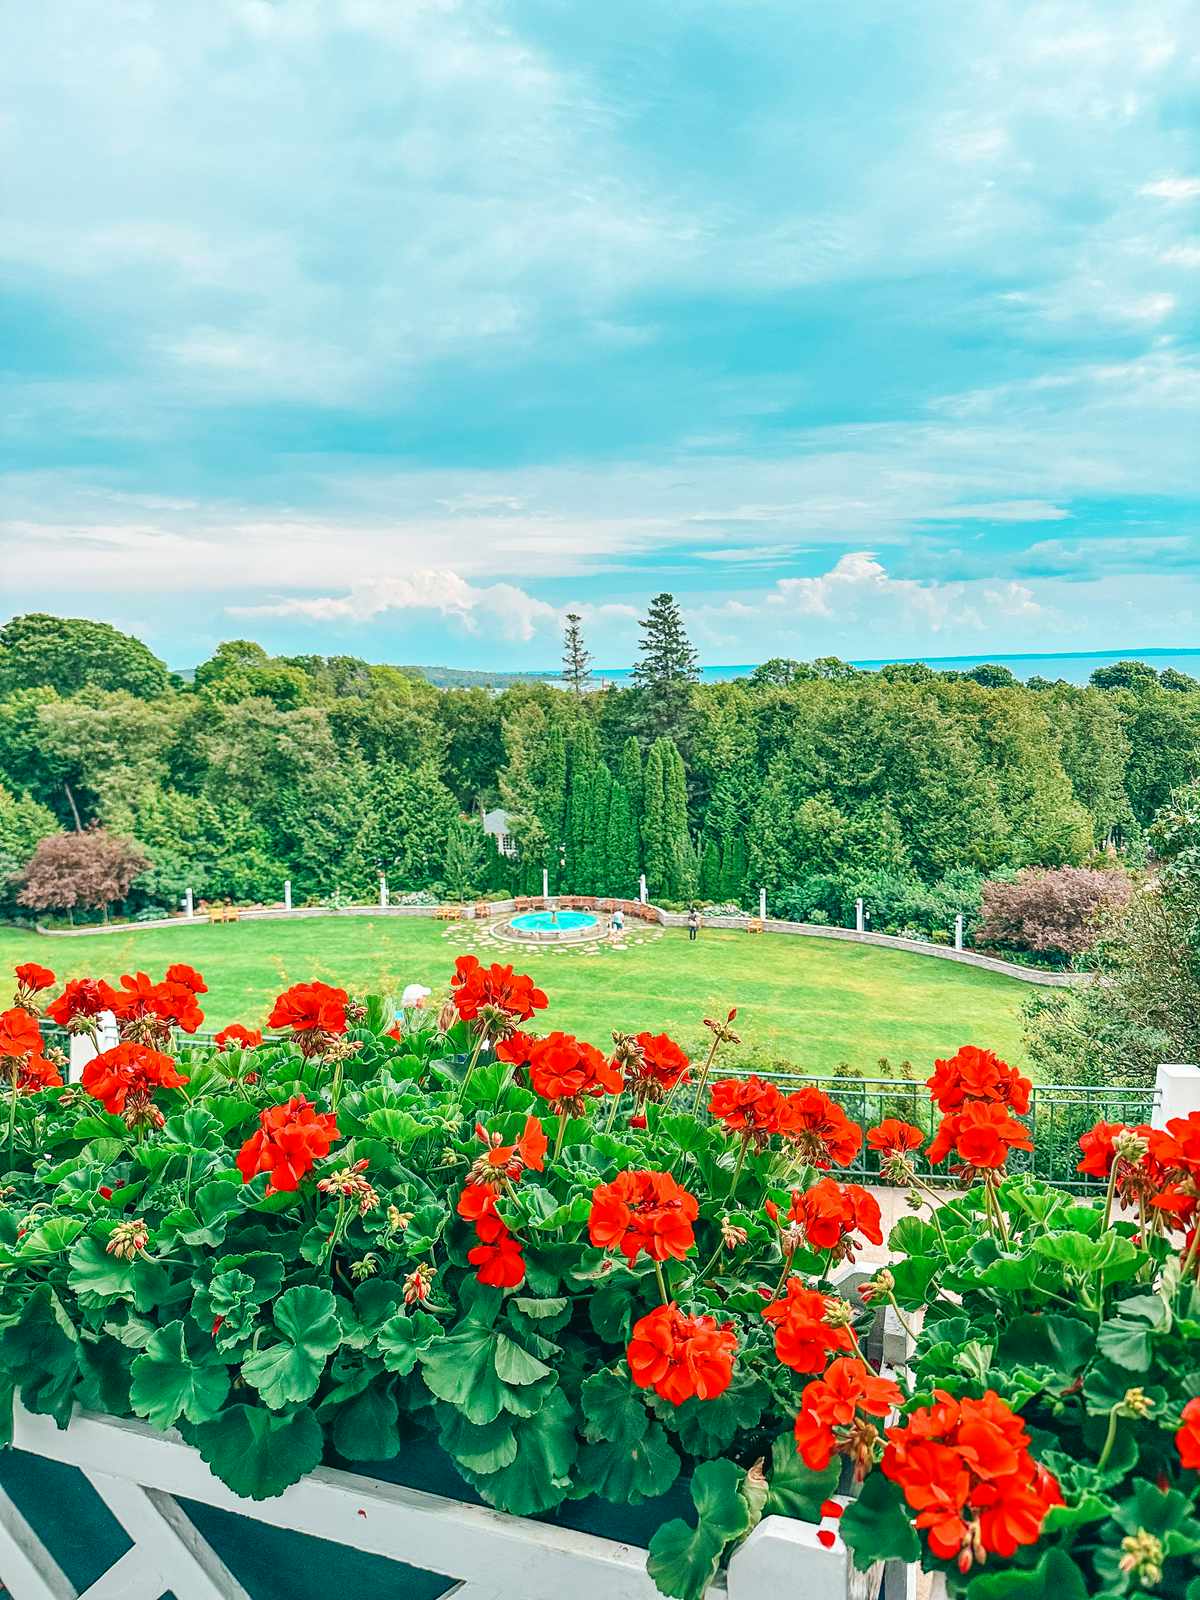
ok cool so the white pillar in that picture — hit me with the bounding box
[379,874,388,909]
[1153,1063,1200,1129]
[639,873,647,904]
[284,880,292,911]
[184,887,194,919]
[954,912,963,951]
[855,897,864,933]
[542,867,549,899]
[759,887,767,921]
[69,1010,118,1084]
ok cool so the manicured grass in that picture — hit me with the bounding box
[0,916,1033,1075]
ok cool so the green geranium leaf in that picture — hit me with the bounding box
[1096,1314,1154,1372]
[67,1236,168,1313]
[764,1430,840,1523]
[439,1408,518,1474]
[193,1404,324,1500]
[241,1285,342,1408]
[577,1370,680,1504]
[668,1373,769,1456]
[997,1315,1094,1385]
[467,1388,577,1516]
[493,1332,552,1387]
[965,1548,1089,1599]
[839,1468,919,1571]
[377,1309,444,1376]
[130,1320,229,1430]
[647,1459,751,1600]
[330,1382,399,1461]
[419,1320,507,1424]
[888,1255,939,1305]
[1034,1231,1138,1284]
[889,1217,940,1257]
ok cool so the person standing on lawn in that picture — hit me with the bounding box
[687,906,700,942]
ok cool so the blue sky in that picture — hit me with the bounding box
[2,0,1199,670]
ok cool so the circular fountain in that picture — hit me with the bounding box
[497,908,604,944]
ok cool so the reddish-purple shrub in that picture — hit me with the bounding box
[976,865,1131,959]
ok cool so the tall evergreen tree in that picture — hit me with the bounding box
[663,742,694,897]
[631,594,699,742]
[699,836,722,899]
[565,722,600,890]
[585,762,613,892]
[641,740,668,897]
[618,736,644,849]
[561,613,593,696]
[719,833,748,904]
[605,779,640,896]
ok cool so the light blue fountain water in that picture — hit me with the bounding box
[511,910,599,932]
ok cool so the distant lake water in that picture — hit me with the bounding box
[585,648,1200,687]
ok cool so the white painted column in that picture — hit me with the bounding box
[184,887,194,919]
[855,897,865,933]
[284,880,292,911]
[379,874,388,908]
[1153,1063,1200,1129]
[954,912,963,951]
[759,886,767,921]
[542,867,549,899]
[69,1010,118,1083]
[638,873,647,904]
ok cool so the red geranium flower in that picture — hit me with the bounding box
[589,1169,699,1263]
[236,1095,340,1194]
[627,1032,690,1099]
[761,1277,854,1373]
[81,1040,189,1115]
[109,971,204,1037]
[709,1076,783,1139]
[14,963,55,998]
[165,963,207,994]
[868,1119,925,1155]
[450,956,548,1024]
[9,1053,63,1093]
[790,1177,883,1261]
[927,1045,1031,1115]
[495,1030,536,1066]
[45,977,118,1027]
[467,1227,526,1288]
[1177,1397,1200,1470]
[214,1023,263,1051]
[928,1101,1033,1171]
[0,1006,43,1060]
[627,1303,737,1405]
[778,1086,862,1167]
[882,1390,1061,1570]
[528,1032,622,1106]
[470,1114,548,1186]
[794,1357,902,1474]
[267,981,348,1038]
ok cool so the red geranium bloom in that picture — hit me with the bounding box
[589,1169,699,1263]
[761,1277,854,1373]
[236,1095,340,1194]
[794,1357,902,1474]
[1076,1119,1125,1177]
[1150,1112,1200,1180]
[109,971,204,1035]
[882,1390,1060,1570]
[1177,1397,1200,1470]
[927,1045,1031,1115]
[214,1023,263,1051]
[45,977,118,1027]
[528,1032,622,1105]
[14,1054,63,1093]
[495,1030,536,1066]
[457,1180,507,1241]
[468,1227,526,1288]
[709,1076,783,1138]
[627,1303,737,1405]
[628,1032,690,1097]
[928,1101,1033,1171]
[778,1087,862,1167]
[0,1006,43,1059]
[267,981,348,1037]
[81,1041,189,1115]
[868,1119,925,1155]
[471,1114,548,1184]
[14,963,55,996]
[450,955,548,1024]
[165,963,207,994]
[790,1177,883,1260]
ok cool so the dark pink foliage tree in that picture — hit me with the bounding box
[976,865,1132,959]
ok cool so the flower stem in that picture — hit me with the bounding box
[454,1029,488,1115]
[1096,1404,1121,1472]
[552,1111,568,1163]
[1102,1161,1119,1232]
[5,1076,18,1157]
[728,1135,749,1201]
[654,1259,669,1305]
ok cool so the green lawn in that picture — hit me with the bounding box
[0,917,1033,1076]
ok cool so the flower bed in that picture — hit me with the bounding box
[0,961,1198,1599]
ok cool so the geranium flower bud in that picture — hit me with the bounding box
[720,1217,748,1250]
[387,1205,413,1233]
[403,1263,434,1304]
[1119,1530,1164,1587]
[106,1219,149,1261]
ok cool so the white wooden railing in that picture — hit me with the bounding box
[0,1403,895,1600]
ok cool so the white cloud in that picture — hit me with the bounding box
[921,501,1070,522]
[758,551,1038,634]
[1141,177,1200,200]
[231,571,559,641]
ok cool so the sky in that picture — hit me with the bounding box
[2,0,1200,671]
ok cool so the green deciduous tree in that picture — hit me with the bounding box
[0,614,170,699]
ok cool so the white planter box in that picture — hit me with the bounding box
[0,1403,902,1600]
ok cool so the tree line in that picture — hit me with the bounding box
[1,606,1198,931]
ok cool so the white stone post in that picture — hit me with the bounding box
[69,1010,118,1084]
[639,873,647,904]
[855,897,865,933]
[284,880,292,911]
[954,912,963,951]
[379,874,388,909]
[1153,1063,1200,1129]
[542,867,549,899]
[184,887,194,919]
[759,886,767,921]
